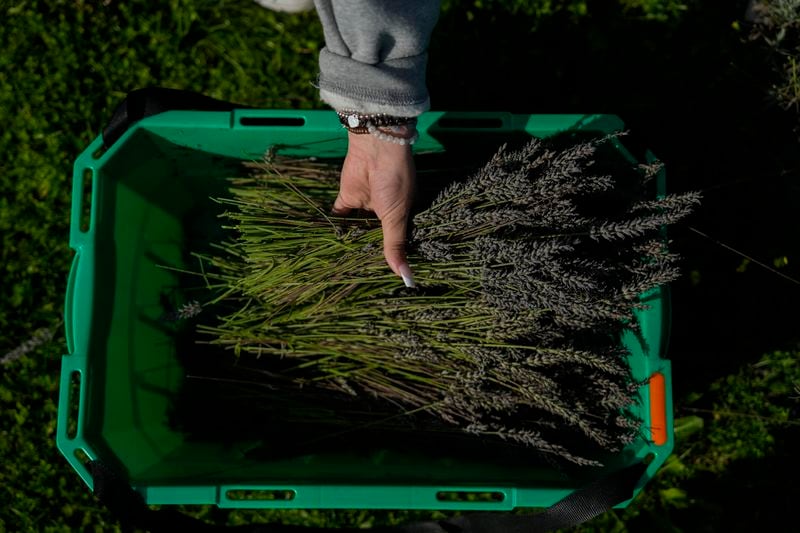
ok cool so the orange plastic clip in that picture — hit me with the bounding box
[649,372,668,446]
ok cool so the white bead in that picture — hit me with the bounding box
[366,126,418,146]
[347,115,360,128]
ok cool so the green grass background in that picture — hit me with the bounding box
[2,0,799,531]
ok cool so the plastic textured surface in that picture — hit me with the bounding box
[59,110,674,509]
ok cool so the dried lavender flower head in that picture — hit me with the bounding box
[182,136,702,468]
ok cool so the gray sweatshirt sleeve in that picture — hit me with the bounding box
[312,0,441,117]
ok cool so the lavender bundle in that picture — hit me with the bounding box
[179,133,701,466]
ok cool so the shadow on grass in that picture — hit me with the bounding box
[624,422,800,532]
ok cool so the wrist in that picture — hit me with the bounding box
[337,110,419,146]
[347,131,413,155]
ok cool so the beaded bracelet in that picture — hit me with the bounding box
[367,123,419,146]
[336,110,419,146]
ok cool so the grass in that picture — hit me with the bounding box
[1,0,798,531]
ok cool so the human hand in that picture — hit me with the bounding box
[332,132,416,287]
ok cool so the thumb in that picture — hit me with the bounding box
[382,215,415,288]
[331,193,353,216]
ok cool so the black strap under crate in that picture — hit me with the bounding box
[89,459,648,533]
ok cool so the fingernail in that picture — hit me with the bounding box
[398,264,416,288]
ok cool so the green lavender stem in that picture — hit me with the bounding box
[174,137,700,467]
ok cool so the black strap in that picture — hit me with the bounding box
[439,460,648,533]
[102,87,252,149]
[89,460,647,533]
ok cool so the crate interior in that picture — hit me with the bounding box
[76,113,668,494]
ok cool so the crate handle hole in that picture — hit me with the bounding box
[436,491,505,503]
[74,448,91,467]
[80,168,93,233]
[239,117,305,127]
[225,489,296,501]
[66,371,81,439]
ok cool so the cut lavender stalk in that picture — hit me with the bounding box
[173,134,700,467]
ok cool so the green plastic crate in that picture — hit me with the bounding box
[59,110,674,510]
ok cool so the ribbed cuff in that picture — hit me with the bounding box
[317,48,431,117]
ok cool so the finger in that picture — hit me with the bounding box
[381,216,415,288]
